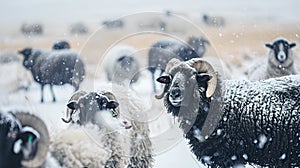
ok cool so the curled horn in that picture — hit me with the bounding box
[155,58,182,99]
[14,112,49,168]
[62,90,87,123]
[186,58,217,98]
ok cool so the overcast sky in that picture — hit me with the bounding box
[0,0,299,26]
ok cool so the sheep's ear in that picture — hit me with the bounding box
[289,43,296,48]
[265,43,273,49]
[196,73,212,83]
[107,100,119,109]
[67,101,79,110]
[156,75,172,84]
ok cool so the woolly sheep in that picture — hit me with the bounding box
[52,90,132,168]
[156,58,300,167]
[113,86,153,168]
[148,36,210,92]
[18,48,85,103]
[20,23,43,35]
[103,45,141,85]
[0,50,32,94]
[0,111,60,168]
[248,38,297,81]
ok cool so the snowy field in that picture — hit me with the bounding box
[1,0,300,168]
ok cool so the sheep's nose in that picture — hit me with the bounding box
[170,88,181,99]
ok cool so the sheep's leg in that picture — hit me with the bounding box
[40,85,44,103]
[50,85,56,102]
[149,67,157,93]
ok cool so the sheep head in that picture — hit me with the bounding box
[265,38,296,64]
[156,58,217,101]
[18,48,42,70]
[13,112,50,168]
[66,91,131,129]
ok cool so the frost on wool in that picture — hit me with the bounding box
[50,124,130,168]
[191,75,300,167]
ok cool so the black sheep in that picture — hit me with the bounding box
[19,48,85,103]
[52,40,71,50]
[0,112,50,168]
[157,58,300,167]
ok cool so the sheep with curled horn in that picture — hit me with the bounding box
[0,111,59,168]
[54,90,132,168]
[156,58,300,167]
[248,38,297,81]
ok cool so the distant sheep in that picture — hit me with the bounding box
[103,45,141,85]
[156,58,300,167]
[69,22,89,35]
[102,19,124,29]
[0,111,60,168]
[52,40,70,50]
[21,23,43,35]
[18,48,85,103]
[202,14,225,27]
[148,36,210,92]
[0,50,19,64]
[248,38,297,81]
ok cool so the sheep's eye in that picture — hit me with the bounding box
[111,110,118,117]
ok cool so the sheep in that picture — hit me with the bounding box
[52,90,132,168]
[202,14,225,27]
[0,111,59,168]
[21,23,43,35]
[156,58,300,167]
[101,84,153,168]
[52,40,71,50]
[148,36,210,92]
[102,19,124,29]
[103,45,141,85]
[0,50,20,64]
[0,50,32,93]
[60,83,153,167]
[248,38,297,81]
[18,47,85,103]
[69,22,89,35]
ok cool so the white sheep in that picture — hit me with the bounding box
[248,38,297,81]
[52,90,131,168]
[103,45,141,85]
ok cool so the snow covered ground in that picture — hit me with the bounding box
[1,0,300,167]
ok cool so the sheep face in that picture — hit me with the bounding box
[157,63,211,116]
[66,92,131,130]
[18,48,34,70]
[266,39,296,64]
[117,55,135,73]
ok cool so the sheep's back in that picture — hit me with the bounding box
[220,75,300,166]
[39,51,84,85]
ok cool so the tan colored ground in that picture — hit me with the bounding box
[1,21,299,73]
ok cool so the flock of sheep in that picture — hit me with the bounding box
[0,34,300,168]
